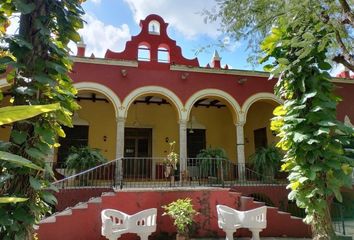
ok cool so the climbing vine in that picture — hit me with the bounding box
[262,16,354,239]
[0,0,85,239]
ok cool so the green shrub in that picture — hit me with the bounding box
[162,198,198,237]
[65,146,107,171]
[249,144,283,181]
[197,147,228,178]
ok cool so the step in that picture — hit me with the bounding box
[37,188,311,239]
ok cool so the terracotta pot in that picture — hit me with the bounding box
[176,233,189,240]
[164,165,172,178]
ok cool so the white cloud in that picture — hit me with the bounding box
[123,0,220,39]
[6,14,20,35]
[223,36,241,52]
[89,0,101,4]
[69,14,131,58]
[330,64,345,77]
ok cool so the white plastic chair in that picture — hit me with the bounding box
[216,205,267,240]
[101,208,157,240]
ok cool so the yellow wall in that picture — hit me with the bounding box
[244,101,279,161]
[191,106,236,162]
[0,95,12,141]
[0,89,279,167]
[0,90,117,161]
[126,103,179,158]
[76,99,117,160]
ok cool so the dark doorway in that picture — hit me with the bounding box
[124,128,152,178]
[254,127,268,150]
[187,129,206,158]
[57,125,89,165]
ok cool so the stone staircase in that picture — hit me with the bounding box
[37,188,311,240]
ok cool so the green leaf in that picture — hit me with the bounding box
[46,61,67,74]
[333,188,342,202]
[318,61,332,70]
[6,69,16,83]
[314,128,330,136]
[35,125,54,144]
[0,103,60,125]
[13,207,30,222]
[40,191,57,205]
[293,132,309,142]
[273,105,286,116]
[29,176,42,190]
[300,91,317,104]
[0,56,15,65]
[0,197,28,203]
[25,147,45,159]
[10,36,33,49]
[278,58,289,65]
[14,1,35,14]
[307,139,319,145]
[0,151,43,171]
[11,130,27,145]
[34,74,56,86]
[317,120,336,127]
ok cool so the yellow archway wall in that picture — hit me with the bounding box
[0,87,12,142]
[125,97,179,159]
[244,100,279,161]
[191,105,236,162]
[74,91,117,160]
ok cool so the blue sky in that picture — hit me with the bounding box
[79,0,257,70]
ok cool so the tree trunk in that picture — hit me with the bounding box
[311,203,337,240]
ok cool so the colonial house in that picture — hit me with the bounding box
[0,14,353,239]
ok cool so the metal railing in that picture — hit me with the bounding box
[50,157,288,189]
[331,202,347,236]
[52,159,118,189]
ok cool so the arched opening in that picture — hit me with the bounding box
[56,90,117,167]
[138,43,151,62]
[124,93,180,179]
[157,45,170,63]
[244,99,280,169]
[188,97,236,159]
[186,96,237,181]
[148,20,160,35]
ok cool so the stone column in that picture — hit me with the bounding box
[115,117,126,188]
[179,119,188,173]
[236,122,246,181]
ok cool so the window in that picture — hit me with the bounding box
[254,127,267,150]
[57,125,89,164]
[148,20,160,35]
[187,129,206,158]
[157,47,169,63]
[138,44,151,61]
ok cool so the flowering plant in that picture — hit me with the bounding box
[164,141,179,170]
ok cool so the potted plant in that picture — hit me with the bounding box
[66,146,107,172]
[249,144,283,182]
[163,141,179,183]
[162,198,198,240]
[196,147,228,180]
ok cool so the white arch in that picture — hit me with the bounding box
[184,89,241,123]
[122,86,183,120]
[74,82,121,118]
[242,92,282,123]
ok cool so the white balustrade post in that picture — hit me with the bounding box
[236,122,246,181]
[116,117,126,188]
[179,119,188,174]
